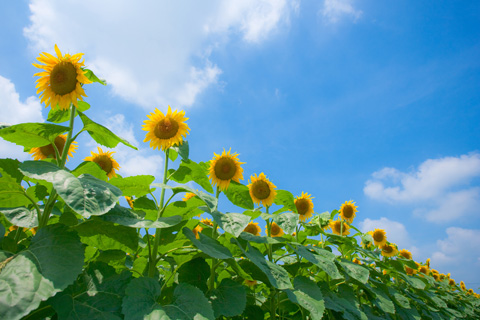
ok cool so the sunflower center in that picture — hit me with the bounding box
[94,155,113,174]
[252,181,271,200]
[295,199,309,215]
[334,222,342,233]
[50,62,78,96]
[214,157,237,181]
[244,224,258,235]
[373,231,385,242]
[342,205,354,218]
[154,117,179,140]
[271,223,280,236]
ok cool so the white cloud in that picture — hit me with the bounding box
[321,0,362,24]
[359,217,411,249]
[0,75,44,160]
[24,0,295,109]
[364,153,480,222]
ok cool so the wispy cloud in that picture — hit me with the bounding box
[321,0,362,24]
[24,0,295,109]
[364,153,480,222]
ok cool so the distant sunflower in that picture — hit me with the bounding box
[426,258,430,268]
[294,192,314,221]
[193,225,203,239]
[125,196,134,209]
[399,249,412,260]
[269,222,284,237]
[353,258,362,265]
[208,149,245,191]
[339,200,357,223]
[418,265,429,275]
[467,289,474,295]
[84,147,120,178]
[405,266,417,275]
[248,173,277,207]
[200,218,213,227]
[243,222,261,236]
[371,229,387,247]
[33,44,92,110]
[380,243,398,258]
[142,106,190,151]
[182,192,197,201]
[29,134,77,161]
[460,281,466,291]
[329,220,350,236]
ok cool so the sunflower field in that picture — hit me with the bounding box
[0,46,479,320]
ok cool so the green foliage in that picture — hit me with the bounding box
[0,122,69,149]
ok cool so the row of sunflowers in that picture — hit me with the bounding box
[0,45,478,319]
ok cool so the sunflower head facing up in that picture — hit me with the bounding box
[399,249,412,260]
[243,222,261,236]
[371,228,387,248]
[294,192,314,221]
[33,44,92,110]
[84,147,120,178]
[248,173,277,207]
[269,222,284,237]
[380,243,398,258]
[29,134,77,161]
[142,106,189,151]
[329,219,351,236]
[339,200,358,223]
[209,149,245,191]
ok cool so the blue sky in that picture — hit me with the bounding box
[1,1,479,289]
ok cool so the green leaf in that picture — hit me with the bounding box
[0,173,29,208]
[210,210,250,237]
[271,212,299,235]
[292,245,342,280]
[0,158,23,183]
[337,259,369,284]
[122,277,164,320]
[243,242,293,290]
[238,259,271,285]
[51,262,131,320]
[209,278,246,318]
[243,208,262,219]
[168,148,178,161]
[168,159,213,193]
[74,219,138,253]
[398,273,426,290]
[109,175,155,197]
[26,184,49,203]
[273,189,296,213]
[153,183,217,213]
[19,161,122,218]
[388,287,410,309]
[83,68,107,85]
[164,283,215,320]
[0,122,69,149]
[240,232,286,244]
[101,204,182,229]
[224,181,254,210]
[47,101,91,123]
[71,161,108,181]
[170,141,189,160]
[183,227,232,259]
[0,224,84,320]
[286,277,325,320]
[0,207,37,228]
[78,111,137,149]
[178,257,210,293]
[319,283,368,320]
[162,198,203,219]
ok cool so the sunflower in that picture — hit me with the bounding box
[243,222,261,236]
[269,222,284,237]
[294,192,314,221]
[248,173,277,207]
[467,289,474,295]
[142,106,190,151]
[371,229,387,248]
[418,265,429,275]
[33,44,92,110]
[29,134,77,161]
[399,249,412,260]
[208,149,245,191]
[125,196,134,209]
[329,219,351,236]
[339,200,357,223]
[460,281,466,291]
[182,192,197,201]
[200,218,214,227]
[353,258,362,265]
[405,266,417,275]
[380,243,398,258]
[193,225,203,239]
[84,147,120,178]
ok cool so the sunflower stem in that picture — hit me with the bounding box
[208,188,221,291]
[265,206,273,262]
[59,103,76,168]
[148,149,170,278]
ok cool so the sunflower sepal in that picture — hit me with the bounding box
[82,68,107,85]
[77,111,137,150]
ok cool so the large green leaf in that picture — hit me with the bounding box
[153,184,217,213]
[178,257,210,293]
[337,259,369,284]
[0,159,23,183]
[161,198,204,220]
[209,278,246,318]
[183,227,232,259]
[0,122,69,149]
[74,219,138,253]
[51,262,131,320]
[286,277,325,320]
[0,206,38,228]
[0,173,29,208]
[170,141,189,161]
[273,189,296,213]
[109,175,155,198]
[78,111,137,149]
[168,159,213,193]
[223,181,254,210]
[243,242,293,290]
[163,283,215,320]
[0,224,84,320]
[240,232,286,244]
[319,283,368,320]
[271,212,299,234]
[210,210,250,237]
[292,245,342,280]
[101,204,182,229]
[47,100,91,123]
[71,161,108,181]
[19,161,122,218]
